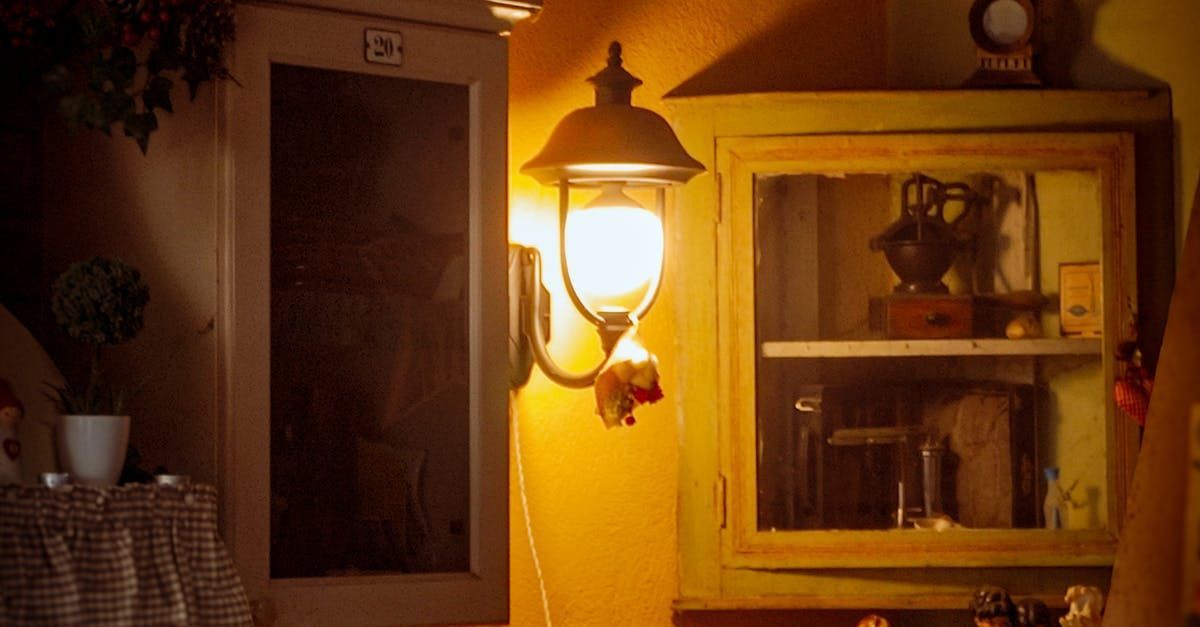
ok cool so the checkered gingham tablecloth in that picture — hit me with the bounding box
[0,483,251,626]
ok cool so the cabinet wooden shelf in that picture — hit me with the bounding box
[668,89,1172,610]
[761,338,1102,358]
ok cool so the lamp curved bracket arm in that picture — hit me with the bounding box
[509,245,634,389]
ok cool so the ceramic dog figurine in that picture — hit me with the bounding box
[1060,585,1104,627]
[972,585,1016,626]
[1016,598,1052,626]
[856,614,890,627]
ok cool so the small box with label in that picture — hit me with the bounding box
[1059,261,1102,336]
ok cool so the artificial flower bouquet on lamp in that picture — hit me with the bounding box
[45,256,149,485]
[593,332,663,428]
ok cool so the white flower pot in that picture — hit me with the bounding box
[57,414,130,486]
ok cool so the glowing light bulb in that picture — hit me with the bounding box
[564,184,663,300]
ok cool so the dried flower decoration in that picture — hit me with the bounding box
[593,331,663,429]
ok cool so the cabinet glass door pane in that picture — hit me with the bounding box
[269,63,470,578]
[752,170,1108,534]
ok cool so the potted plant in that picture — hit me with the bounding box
[46,256,149,485]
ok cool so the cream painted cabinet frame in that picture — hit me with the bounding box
[666,91,1174,611]
[218,3,509,623]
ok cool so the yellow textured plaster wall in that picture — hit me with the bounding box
[506,2,886,625]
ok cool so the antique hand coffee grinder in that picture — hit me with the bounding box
[869,174,979,338]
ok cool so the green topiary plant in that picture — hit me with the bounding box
[46,256,150,414]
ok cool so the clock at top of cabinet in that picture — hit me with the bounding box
[965,0,1041,86]
[664,89,1173,611]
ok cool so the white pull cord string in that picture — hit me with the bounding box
[512,394,552,627]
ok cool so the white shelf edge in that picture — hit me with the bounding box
[761,338,1103,358]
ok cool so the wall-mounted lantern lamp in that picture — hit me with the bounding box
[509,41,704,389]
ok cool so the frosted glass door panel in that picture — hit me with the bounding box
[269,63,470,578]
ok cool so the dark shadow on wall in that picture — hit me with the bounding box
[1042,0,1177,374]
[1041,0,1175,372]
[1039,0,1166,89]
[1042,2,1179,369]
[0,118,48,349]
[665,0,886,98]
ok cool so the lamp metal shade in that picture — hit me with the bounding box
[522,104,704,186]
[521,41,704,187]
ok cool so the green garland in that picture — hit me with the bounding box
[1,0,235,153]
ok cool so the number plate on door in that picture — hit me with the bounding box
[364,29,403,66]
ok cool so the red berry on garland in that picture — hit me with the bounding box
[159,9,170,22]
[624,416,636,426]
[140,10,153,23]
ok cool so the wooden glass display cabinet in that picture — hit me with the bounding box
[666,91,1173,610]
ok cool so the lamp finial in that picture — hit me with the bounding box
[607,41,622,67]
[588,40,642,106]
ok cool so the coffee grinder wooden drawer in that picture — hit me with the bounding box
[871,295,974,339]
